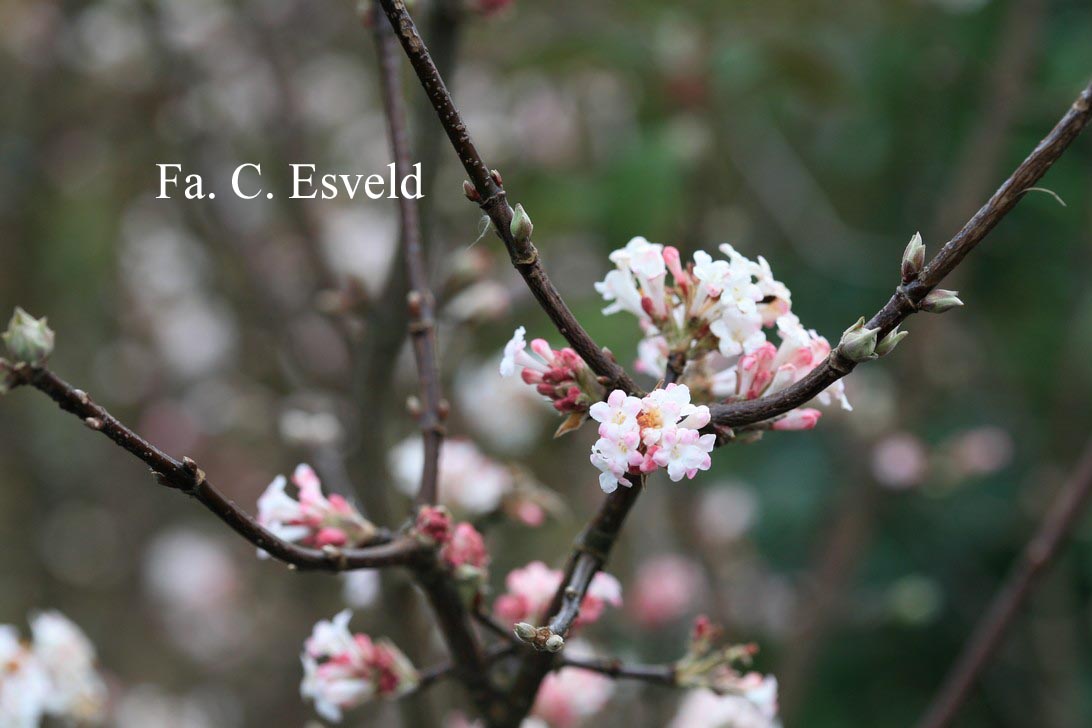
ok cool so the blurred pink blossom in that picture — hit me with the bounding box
[632,555,704,628]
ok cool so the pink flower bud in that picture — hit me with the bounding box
[415,506,453,544]
[772,408,822,431]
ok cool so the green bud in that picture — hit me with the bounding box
[875,327,909,357]
[510,203,533,244]
[514,622,537,642]
[838,321,879,362]
[2,308,55,364]
[842,316,866,338]
[901,232,925,283]
[544,634,565,652]
[920,289,963,314]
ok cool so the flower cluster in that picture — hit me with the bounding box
[500,326,600,416]
[301,610,418,723]
[532,659,615,728]
[597,237,850,429]
[390,437,554,525]
[494,561,622,628]
[414,506,490,579]
[673,616,778,723]
[256,464,376,553]
[589,384,716,493]
[0,611,106,726]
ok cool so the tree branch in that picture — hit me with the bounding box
[8,365,425,570]
[374,0,639,396]
[372,3,446,506]
[709,80,1092,430]
[916,438,1092,728]
[556,656,677,686]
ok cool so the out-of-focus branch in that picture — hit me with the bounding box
[413,643,518,694]
[7,365,425,571]
[709,80,1092,430]
[556,656,677,686]
[374,0,640,396]
[916,438,1092,728]
[372,7,446,506]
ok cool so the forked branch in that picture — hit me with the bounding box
[7,365,425,570]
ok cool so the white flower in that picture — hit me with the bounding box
[0,626,49,728]
[29,611,106,722]
[590,430,643,493]
[669,686,778,728]
[709,309,765,358]
[499,326,528,377]
[594,268,646,319]
[652,426,716,482]
[589,389,643,439]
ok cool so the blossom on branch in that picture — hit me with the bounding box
[494,561,622,628]
[532,663,615,728]
[589,384,715,493]
[256,464,376,554]
[301,610,418,723]
[500,326,602,422]
[595,238,851,428]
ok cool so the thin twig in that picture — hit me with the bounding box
[374,0,639,396]
[709,80,1092,430]
[372,5,446,507]
[916,438,1092,728]
[474,609,521,644]
[8,366,425,570]
[411,643,518,695]
[369,5,497,718]
[556,656,677,686]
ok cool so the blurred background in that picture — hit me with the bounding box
[1,0,1091,725]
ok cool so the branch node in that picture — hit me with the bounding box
[83,417,103,431]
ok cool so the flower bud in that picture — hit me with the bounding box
[462,180,481,202]
[544,634,565,652]
[920,289,963,314]
[2,308,55,364]
[838,319,879,362]
[875,326,909,357]
[510,204,533,244]
[513,622,537,642]
[901,232,925,283]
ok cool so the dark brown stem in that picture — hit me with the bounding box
[372,6,446,507]
[709,80,1092,430]
[374,0,639,396]
[556,656,677,686]
[9,366,425,570]
[916,438,1092,728]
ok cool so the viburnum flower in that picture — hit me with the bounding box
[669,684,779,728]
[441,522,490,570]
[632,555,704,628]
[499,326,601,417]
[494,561,622,628]
[589,384,715,493]
[532,658,615,728]
[0,611,106,726]
[256,464,376,554]
[301,610,418,723]
[595,237,850,428]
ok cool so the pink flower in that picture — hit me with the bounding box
[441,523,489,570]
[632,556,704,628]
[301,610,417,723]
[256,465,375,555]
[532,665,614,728]
[493,562,621,628]
[589,384,714,492]
[415,505,453,545]
[500,327,596,414]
